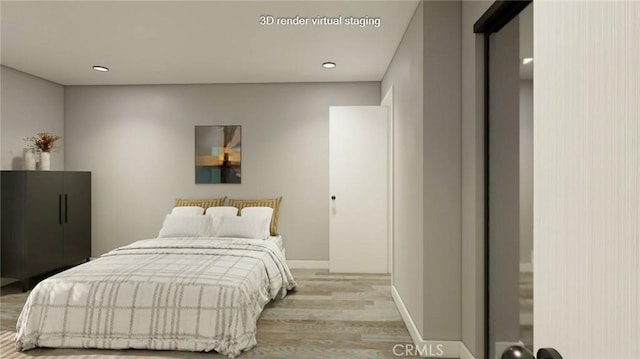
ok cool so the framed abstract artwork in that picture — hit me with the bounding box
[195,125,241,184]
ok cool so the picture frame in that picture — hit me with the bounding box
[194,125,241,184]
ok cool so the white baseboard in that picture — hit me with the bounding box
[391,285,472,358]
[460,342,477,359]
[391,285,423,347]
[519,262,533,273]
[286,260,329,269]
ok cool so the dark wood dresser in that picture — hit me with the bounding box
[1,171,91,291]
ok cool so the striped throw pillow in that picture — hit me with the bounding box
[228,197,282,236]
[175,197,226,209]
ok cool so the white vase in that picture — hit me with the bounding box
[39,152,51,171]
[24,148,36,170]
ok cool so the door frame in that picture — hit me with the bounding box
[381,87,394,278]
[474,1,532,358]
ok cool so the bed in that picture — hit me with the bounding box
[267,235,285,258]
[15,236,296,358]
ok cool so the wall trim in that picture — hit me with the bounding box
[286,260,329,269]
[460,342,477,359]
[392,285,472,358]
[381,85,394,280]
[474,0,532,33]
[391,285,423,346]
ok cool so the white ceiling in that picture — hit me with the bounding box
[1,1,419,86]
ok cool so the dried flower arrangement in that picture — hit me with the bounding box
[25,132,61,153]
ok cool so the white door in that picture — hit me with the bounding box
[329,106,388,273]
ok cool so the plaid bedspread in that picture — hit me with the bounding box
[15,238,296,358]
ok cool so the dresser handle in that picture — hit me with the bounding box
[58,194,62,224]
[65,194,68,223]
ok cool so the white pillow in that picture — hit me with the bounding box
[171,206,204,215]
[205,206,239,235]
[214,215,270,240]
[205,206,239,216]
[158,214,211,238]
[240,207,273,239]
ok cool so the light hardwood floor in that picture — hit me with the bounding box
[0,269,419,358]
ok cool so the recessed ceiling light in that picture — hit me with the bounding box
[522,58,533,65]
[322,62,336,69]
[92,65,109,72]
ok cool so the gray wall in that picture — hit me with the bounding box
[519,80,533,265]
[1,66,65,170]
[382,0,467,347]
[422,0,462,341]
[64,82,380,258]
[381,1,425,334]
[461,1,493,357]
[0,65,65,286]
